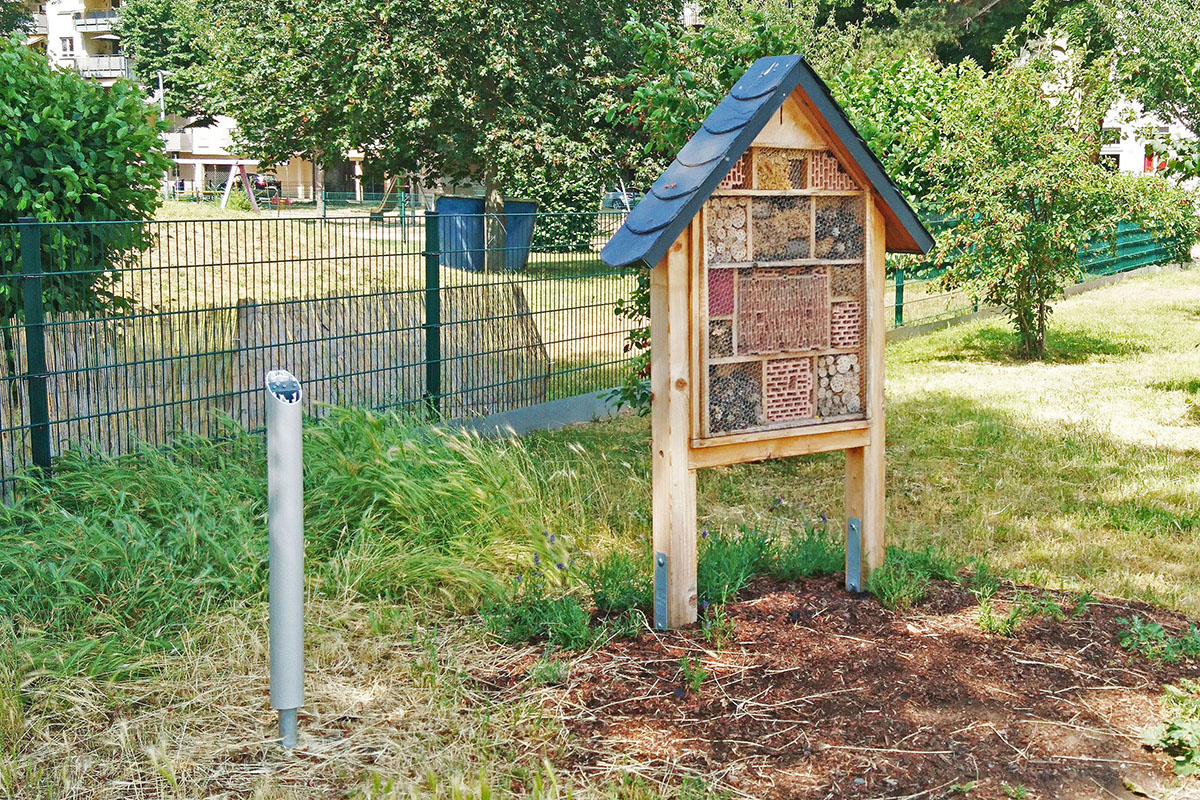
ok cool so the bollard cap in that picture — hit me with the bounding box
[265,370,302,404]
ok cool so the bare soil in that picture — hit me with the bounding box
[480,576,1200,800]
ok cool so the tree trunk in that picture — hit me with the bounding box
[314,159,326,216]
[483,168,506,274]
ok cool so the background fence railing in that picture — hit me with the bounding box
[886,222,1186,329]
[0,207,1186,493]
[0,211,636,493]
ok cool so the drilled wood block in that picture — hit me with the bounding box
[764,356,814,421]
[738,269,830,355]
[830,300,863,349]
[810,150,858,191]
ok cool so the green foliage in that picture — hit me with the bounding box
[0,1,29,34]
[1072,590,1097,618]
[118,0,212,119]
[768,519,845,580]
[928,57,1197,358]
[484,586,596,651]
[527,657,569,687]
[697,526,772,606]
[0,430,266,676]
[1001,785,1029,800]
[1147,678,1200,775]
[0,38,169,318]
[678,655,707,694]
[977,591,1064,636]
[828,55,960,203]
[585,551,651,614]
[868,546,959,610]
[1117,616,1200,663]
[699,604,736,650]
[609,4,863,186]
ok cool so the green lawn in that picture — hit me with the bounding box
[3,267,1199,798]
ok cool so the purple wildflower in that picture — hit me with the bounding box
[701,528,709,539]
[555,561,565,570]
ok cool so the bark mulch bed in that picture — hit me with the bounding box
[482,576,1200,800]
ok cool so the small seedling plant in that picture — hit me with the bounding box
[1143,679,1200,776]
[1118,616,1200,663]
[678,656,708,695]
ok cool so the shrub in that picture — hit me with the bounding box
[697,526,771,606]
[768,521,844,580]
[0,37,169,318]
[1117,616,1200,663]
[585,551,651,614]
[868,546,959,610]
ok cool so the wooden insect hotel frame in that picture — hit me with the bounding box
[601,56,934,629]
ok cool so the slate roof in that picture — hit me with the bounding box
[600,55,935,269]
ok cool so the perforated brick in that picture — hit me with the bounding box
[764,357,814,421]
[830,301,863,348]
[810,150,858,191]
[718,151,752,190]
[738,269,830,355]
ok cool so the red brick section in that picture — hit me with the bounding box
[708,268,735,316]
[810,150,858,191]
[764,357,814,421]
[830,300,863,349]
[718,151,751,190]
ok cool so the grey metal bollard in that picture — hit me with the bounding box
[266,370,304,748]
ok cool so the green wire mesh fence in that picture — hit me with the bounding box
[0,211,636,493]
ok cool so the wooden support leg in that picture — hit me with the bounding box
[651,230,697,629]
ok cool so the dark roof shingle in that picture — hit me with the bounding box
[600,55,934,268]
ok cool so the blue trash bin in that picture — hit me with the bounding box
[435,195,538,272]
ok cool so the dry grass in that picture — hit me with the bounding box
[5,266,1200,799]
[5,600,572,799]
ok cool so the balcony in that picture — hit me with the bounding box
[30,13,48,34]
[162,130,194,153]
[75,55,133,80]
[73,10,119,32]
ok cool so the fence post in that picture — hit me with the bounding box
[423,212,442,417]
[17,217,52,477]
[893,268,904,328]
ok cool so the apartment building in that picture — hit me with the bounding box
[23,0,130,86]
[21,1,369,204]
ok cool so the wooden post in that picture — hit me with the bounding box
[846,198,887,587]
[651,227,698,629]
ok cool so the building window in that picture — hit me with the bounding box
[60,37,74,55]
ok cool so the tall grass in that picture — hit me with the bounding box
[0,409,601,676]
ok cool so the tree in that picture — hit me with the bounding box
[118,0,213,121]
[929,58,1195,357]
[0,38,170,317]
[199,0,666,265]
[0,1,29,34]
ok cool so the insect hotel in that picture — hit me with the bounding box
[600,56,934,630]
